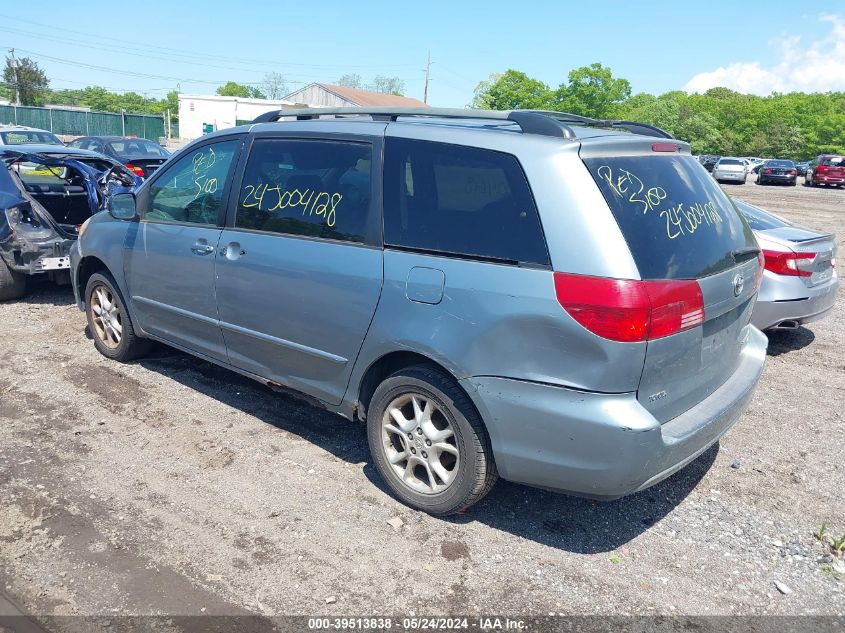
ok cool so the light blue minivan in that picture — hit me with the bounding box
[71,108,767,514]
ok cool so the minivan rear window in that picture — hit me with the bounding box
[820,156,844,167]
[583,154,756,280]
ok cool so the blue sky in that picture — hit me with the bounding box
[2,3,843,106]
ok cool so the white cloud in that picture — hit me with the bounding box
[684,15,845,95]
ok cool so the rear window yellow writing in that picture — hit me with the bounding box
[659,201,722,240]
[596,165,721,240]
[242,183,342,228]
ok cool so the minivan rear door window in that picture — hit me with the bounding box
[383,138,550,267]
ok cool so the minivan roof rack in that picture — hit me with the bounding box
[250,107,675,140]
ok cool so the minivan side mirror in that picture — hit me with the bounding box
[109,193,137,220]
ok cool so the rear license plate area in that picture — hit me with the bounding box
[701,300,751,366]
[38,256,70,271]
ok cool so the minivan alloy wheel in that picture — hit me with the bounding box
[90,284,122,348]
[381,393,460,494]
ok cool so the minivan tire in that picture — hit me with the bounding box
[0,260,26,302]
[85,272,150,362]
[367,365,497,515]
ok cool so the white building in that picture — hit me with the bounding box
[177,94,301,141]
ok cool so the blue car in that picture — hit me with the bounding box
[0,144,140,300]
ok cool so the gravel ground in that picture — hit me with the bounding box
[0,176,843,623]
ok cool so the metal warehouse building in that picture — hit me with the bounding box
[177,84,427,141]
[281,83,428,108]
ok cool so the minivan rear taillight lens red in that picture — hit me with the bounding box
[553,273,704,342]
[761,249,815,277]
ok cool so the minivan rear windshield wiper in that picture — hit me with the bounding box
[731,246,760,263]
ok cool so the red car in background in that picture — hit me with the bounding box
[805,154,845,188]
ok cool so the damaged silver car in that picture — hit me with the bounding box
[0,144,140,301]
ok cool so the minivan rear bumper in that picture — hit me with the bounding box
[461,326,767,500]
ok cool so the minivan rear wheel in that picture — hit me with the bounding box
[85,272,150,362]
[367,365,497,515]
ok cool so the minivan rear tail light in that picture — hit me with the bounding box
[761,249,815,277]
[553,273,704,342]
[651,143,680,153]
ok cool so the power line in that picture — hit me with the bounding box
[0,26,345,79]
[2,46,302,87]
[4,45,431,102]
[0,14,422,72]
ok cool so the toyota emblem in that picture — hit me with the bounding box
[733,274,744,297]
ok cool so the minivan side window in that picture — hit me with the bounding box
[383,138,549,266]
[234,139,373,244]
[144,140,240,225]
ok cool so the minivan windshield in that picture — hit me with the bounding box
[583,154,756,280]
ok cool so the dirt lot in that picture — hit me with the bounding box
[1,177,843,624]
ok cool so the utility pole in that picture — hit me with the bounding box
[9,48,19,105]
[423,50,432,104]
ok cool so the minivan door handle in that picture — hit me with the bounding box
[221,242,246,260]
[190,239,215,255]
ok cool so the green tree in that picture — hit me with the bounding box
[337,73,363,89]
[3,55,49,106]
[555,63,631,118]
[80,86,120,111]
[216,81,264,99]
[470,73,502,108]
[371,75,405,96]
[216,81,249,98]
[474,70,553,110]
[262,72,288,100]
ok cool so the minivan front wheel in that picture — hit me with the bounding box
[85,272,150,362]
[367,365,497,515]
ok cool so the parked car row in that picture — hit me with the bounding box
[706,154,845,189]
[0,124,170,178]
[1,109,838,516]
